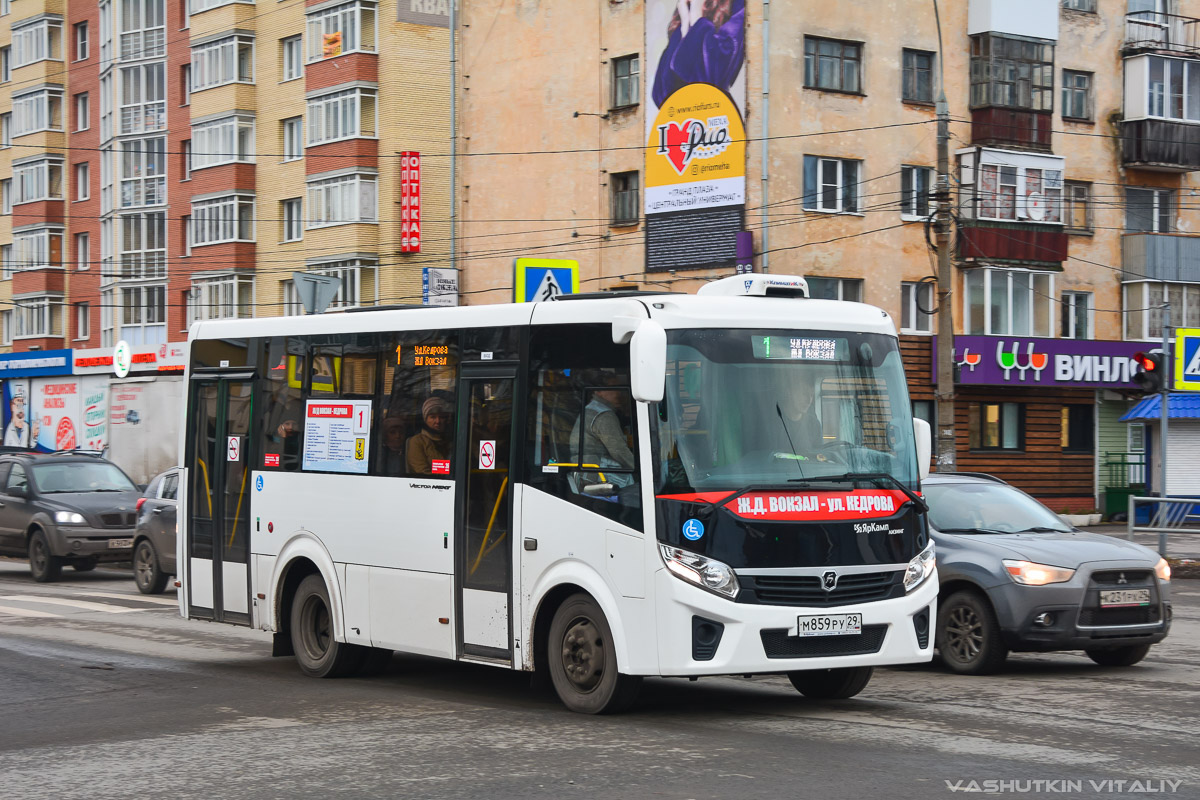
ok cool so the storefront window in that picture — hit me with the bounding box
[965,268,1054,336]
[1061,405,1093,453]
[969,402,1023,450]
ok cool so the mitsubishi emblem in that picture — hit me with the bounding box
[1118,572,1128,585]
[822,570,838,591]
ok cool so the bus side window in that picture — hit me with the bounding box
[258,337,306,471]
[525,325,642,531]
[378,332,459,477]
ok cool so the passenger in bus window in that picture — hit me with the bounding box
[570,373,636,494]
[406,396,452,475]
[380,416,407,475]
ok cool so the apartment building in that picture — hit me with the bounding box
[0,0,451,473]
[455,0,1200,508]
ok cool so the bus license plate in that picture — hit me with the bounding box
[1099,589,1150,607]
[108,538,133,549]
[797,613,862,637]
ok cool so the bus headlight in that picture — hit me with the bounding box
[659,545,740,600]
[903,541,936,592]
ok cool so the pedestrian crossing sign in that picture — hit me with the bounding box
[1176,327,1200,391]
[514,258,580,303]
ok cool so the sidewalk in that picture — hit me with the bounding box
[1078,523,1200,560]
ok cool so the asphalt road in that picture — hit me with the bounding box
[1,559,1197,800]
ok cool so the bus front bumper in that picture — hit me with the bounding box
[651,568,938,676]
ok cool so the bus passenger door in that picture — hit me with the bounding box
[455,371,516,661]
[186,376,253,625]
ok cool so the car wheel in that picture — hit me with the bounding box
[72,558,100,572]
[787,666,873,699]
[28,529,63,583]
[1086,644,1151,667]
[290,574,365,678]
[548,593,642,714]
[936,590,1009,675]
[133,540,169,594]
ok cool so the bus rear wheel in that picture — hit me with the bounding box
[787,666,873,699]
[290,574,364,678]
[548,593,641,714]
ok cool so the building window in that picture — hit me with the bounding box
[283,117,303,160]
[1124,281,1200,340]
[306,87,376,145]
[75,302,89,339]
[119,63,166,134]
[181,140,191,179]
[1064,180,1091,232]
[611,171,638,225]
[100,74,112,140]
[181,215,191,255]
[12,88,64,137]
[1,310,10,345]
[306,173,376,227]
[969,33,1054,111]
[75,162,89,201]
[1062,0,1096,11]
[900,165,934,219]
[192,195,255,245]
[901,281,935,334]
[13,297,64,338]
[1061,405,1093,453]
[190,0,252,14]
[612,54,639,108]
[1145,56,1200,121]
[0,46,9,82]
[75,231,89,270]
[298,260,377,308]
[282,198,302,242]
[14,159,64,204]
[806,277,863,302]
[0,244,11,279]
[12,18,63,68]
[282,279,301,315]
[804,37,862,94]
[180,65,190,105]
[1061,290,1092,339]
[1125,187,1174,232]
[902,49,934,104]
[306,1,377,62]
[118,137,167,208]
[282,36,302,81]
[191,115,255,170]
[964,268,1055,337]
[119,285,166,345]
[1061,70,1092,120]
[187,274,253,322]
[74,21,88,60]
[969,402,1024,450]
[100,287,114,347]
[120,0,166,60]
[191,35,254,92]
[118,212,167,279]
[1,179,10,214]
[802,155,861,213]
[14,228,64,272]
[972,162,1063,223]
[74,92,89,131]
[0,113,9,146]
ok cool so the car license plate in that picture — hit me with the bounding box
[797,613,862,637]
[108,538,133,549]
[1099,588,1151,607]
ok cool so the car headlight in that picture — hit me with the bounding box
[659,545,739,599]
[1155,558,1172,583]
[54,511,86,525]
[1002,559,1075,586]
[903,540,937,592]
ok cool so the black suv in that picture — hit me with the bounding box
[0,453,142,582]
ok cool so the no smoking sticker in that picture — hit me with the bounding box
[227,436,240,462]
[479,440,496,470]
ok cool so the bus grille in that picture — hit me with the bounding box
[739,571,903,607]
[760,625,887,659]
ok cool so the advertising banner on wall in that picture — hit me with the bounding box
[934,336,1160,389]
[0,375,108,453]
[644,0,747,272]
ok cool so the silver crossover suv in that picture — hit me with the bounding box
[925,473,1172,674]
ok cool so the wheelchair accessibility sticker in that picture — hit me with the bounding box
[682,518,705,541]
[255,475,264,491]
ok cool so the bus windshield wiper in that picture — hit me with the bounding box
[788,471,928,514]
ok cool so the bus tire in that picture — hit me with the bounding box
[548,593,641,714]
[787,666,873,699]
[290,574,365,678]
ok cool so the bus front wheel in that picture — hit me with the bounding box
[547,593,642,714]
[787,666,873,699]
[290,574,365,678]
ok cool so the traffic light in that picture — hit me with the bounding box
[1132,350,1165,394]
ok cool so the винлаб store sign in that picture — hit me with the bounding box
[934,336,1158,389]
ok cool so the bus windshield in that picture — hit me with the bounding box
[654,329,919,493]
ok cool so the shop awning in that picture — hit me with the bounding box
[1120,393,1200,422]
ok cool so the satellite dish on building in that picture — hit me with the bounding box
[1025,192,1046,221]
[292,272,342,315]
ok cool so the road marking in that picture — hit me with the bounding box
[0,604,63,618]
[0,595,148,614]
[76,591,180,607]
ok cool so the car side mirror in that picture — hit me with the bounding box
[7,485,28,498]
[913,418,931,481]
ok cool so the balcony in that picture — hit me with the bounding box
[1121,118,1200,172]
[1124,12,1200,56]
[1122,232,1200,282]
[959,221,1068,268]
[971,108,1053,152]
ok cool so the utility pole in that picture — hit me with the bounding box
[1159,303,1171,501]
[934,89,957,472]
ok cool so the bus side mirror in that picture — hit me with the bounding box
[629,321,666,403]
[913,418,931,481]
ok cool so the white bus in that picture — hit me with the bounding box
[179,275,936,713]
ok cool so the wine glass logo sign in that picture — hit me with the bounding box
[954,348,983,373]
[995,341,1049,381]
